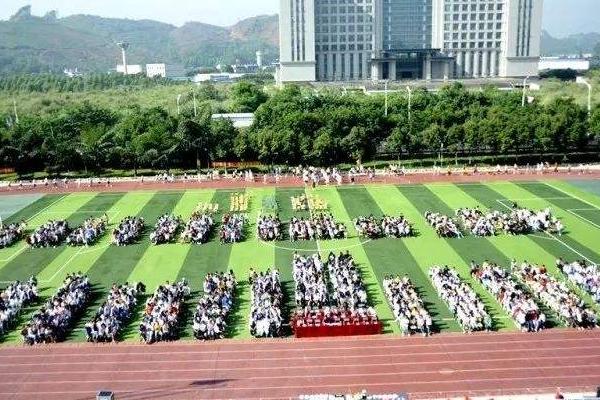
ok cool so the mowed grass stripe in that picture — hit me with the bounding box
[314,186,399,334]
[32,193,126,284]
[483,182,600,315]
[127,191,201,290]
[399,185,514,331]
[1,193,56,224]
[227,187,276,339]
[364,186,461,333]
[455,183,570,327]
[274,187,315,334]
[0,193,101,284]
[82,191,184,342]
[514,182,600,256]
[551,180,600,208]
[177,189,235,340]
[0,194,67,265]
[66,191,156,342]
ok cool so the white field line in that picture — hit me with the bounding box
[0,245,26,263]
[545,182,600,211]
[567,209,600,230]
[496,199,599,265]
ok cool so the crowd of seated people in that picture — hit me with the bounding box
[249,269,283,337]
[516,262,596,329]
[381,216,412,238]
[150,214,183,245]
[257,215,282,241]
[456,208,496,236]
[557,258,600,303]
[181,213,214,244]
[325,252,369,310]
[429,266,491,332]
[455,206,564,237]
[354,216,382,239]
[293,253,328,309]
[383,275,432,336]
[220,214,245,243]
[22,273,91,345]
[112,217,145,246]
[193,271,236,340]
[85,282,144,342]
[0,221,26,248]
[27,220,70,248]
[139,279,190,344]
[289,214,346,241]
[424,212,462,238]
[471,261,545,332]
[67,216,108,246]
[0,277,38,336]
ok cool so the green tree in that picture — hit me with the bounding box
[230,81,268,113]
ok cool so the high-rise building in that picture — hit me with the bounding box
[277,0,543,83]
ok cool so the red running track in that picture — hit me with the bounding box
[1,329,600,400]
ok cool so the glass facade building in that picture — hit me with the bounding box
[383,0,432,50]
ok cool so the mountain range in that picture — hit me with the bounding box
[0,5,598,75]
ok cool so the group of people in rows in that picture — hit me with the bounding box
[0,277,38,335]
[424,212,462,238]
[257,215,282,241]
[220,214,245,244]
[456,206,564,237]
[139,280,190,344]
[430,266,492,332]
[383,276,432,336]
[67,216,108,246]
[249,268,284,337]
[471,261,545,332]
[193,271,236,340]
[0,221,26,248]
[293,253,328,309]
[515,261,596,329]
[354,216,413,239]
[85,282,145,342]
[325,252,369,310]
[181,213,214,244]
[150,214,182,245]
[22,273,91,345]
[27,220,69,247]
[112,216,145,246]
[289,214,347,241]
[558,258,600,303]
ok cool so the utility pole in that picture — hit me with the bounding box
[576,77,593,120]
[384,81,389,117]
[192,91,198,118]
[521,76,530,108]
[176,94,182,116]
[13,99,19,124]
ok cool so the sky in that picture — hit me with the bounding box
[1,0,598,37]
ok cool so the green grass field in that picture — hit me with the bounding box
[1,179,600,344]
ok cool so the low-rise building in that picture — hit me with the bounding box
[146,63,187,80]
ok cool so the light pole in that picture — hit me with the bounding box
[192,90,198,118]
[384,81,389,117]
[576,77,593,120]
[176,94,182,115]
[406,86,412,123]
[12,99,18,124]
[521,75,530,108]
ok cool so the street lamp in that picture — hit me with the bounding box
[576,76,593,120]
[406,86,412,123]
[176,94,182,115]
[384,80,389,117]
[521,75,530,108]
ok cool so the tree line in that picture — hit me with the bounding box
[1,81,599,174]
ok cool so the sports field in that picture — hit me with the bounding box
[1,179,600,345]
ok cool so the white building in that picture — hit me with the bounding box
[116,64,143,75]
[146,63,186,79]
[278,0,544,83]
